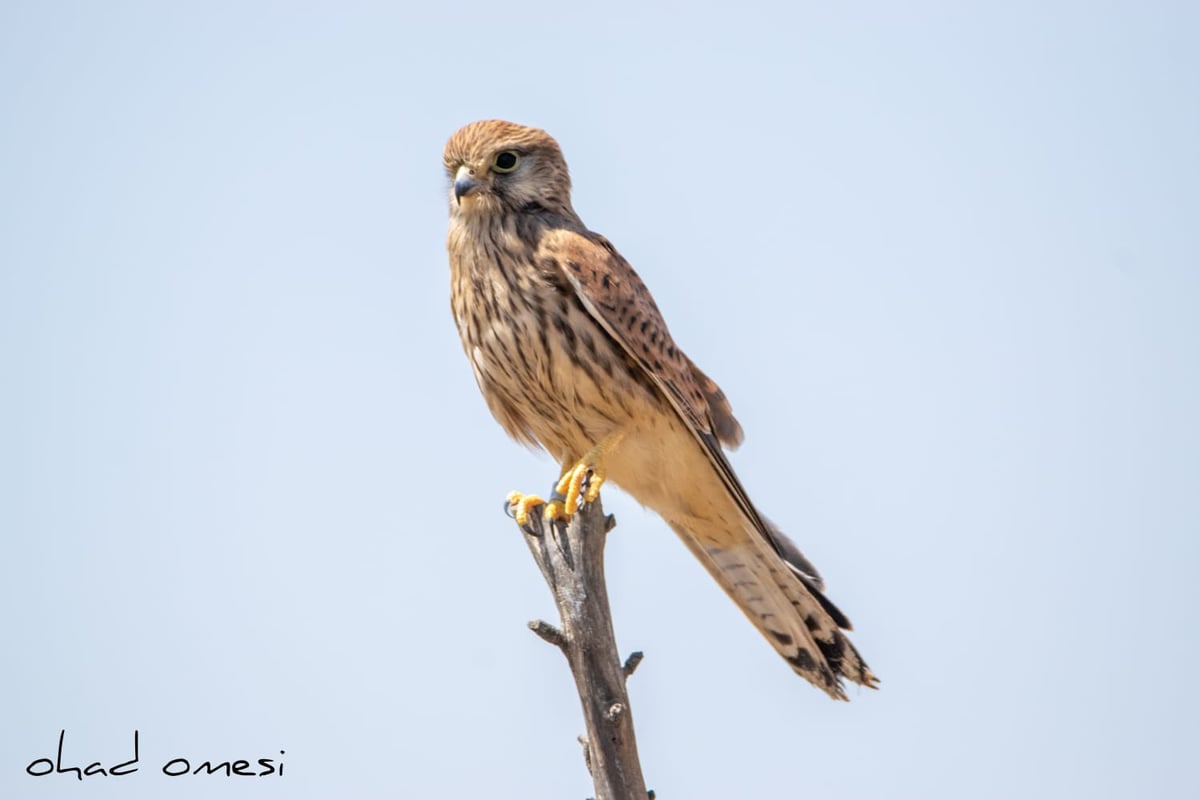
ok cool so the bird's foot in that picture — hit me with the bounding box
[551,455,607,520]
[505,491,546,527]
[541,488,571,522]
[505,485,592,530]
[508,436,622,527]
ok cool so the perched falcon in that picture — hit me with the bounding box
[444,120,877,699]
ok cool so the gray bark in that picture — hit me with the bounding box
[517,498,650,800]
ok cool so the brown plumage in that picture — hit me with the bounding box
[444,119,877,699]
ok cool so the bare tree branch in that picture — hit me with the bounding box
[516,497,649,800]
[622,651,644,678]
[528,619,567,650]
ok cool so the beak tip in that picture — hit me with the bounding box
[454,171,481,204]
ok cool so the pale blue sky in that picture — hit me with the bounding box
[2,2,1198,798]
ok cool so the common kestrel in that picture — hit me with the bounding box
[444,120,877,699]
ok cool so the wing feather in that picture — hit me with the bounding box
[540,228,833,594]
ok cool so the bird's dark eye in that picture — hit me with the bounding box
[492,151,520,173]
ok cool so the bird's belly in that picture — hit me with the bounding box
[463,289,657,463]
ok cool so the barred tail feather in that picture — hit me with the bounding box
[669,522,878,699]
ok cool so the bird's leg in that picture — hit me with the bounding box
[507,432,626,526]
[544,432,626,521]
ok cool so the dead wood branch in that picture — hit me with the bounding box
[516,497,649,800]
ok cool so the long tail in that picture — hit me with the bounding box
[669,521,878,699]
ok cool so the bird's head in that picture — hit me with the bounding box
[443,120,574,218]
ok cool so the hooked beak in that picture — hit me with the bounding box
[454,165,483,204]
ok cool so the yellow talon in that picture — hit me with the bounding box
[553,434,623,519]
[506,491,546,526]
[554,460,606,514]
[543,500,570,521]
